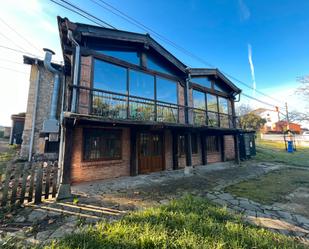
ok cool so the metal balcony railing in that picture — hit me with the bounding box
[71,85,237,128]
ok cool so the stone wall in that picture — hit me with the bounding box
[21,64,63,159]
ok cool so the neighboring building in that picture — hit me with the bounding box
[275,121,301,134]
[3,127,11,139]
[251,108,280,133]
[9,113,25,145]
[21,17,249,198]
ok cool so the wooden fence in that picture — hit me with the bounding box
[0,161,59,208]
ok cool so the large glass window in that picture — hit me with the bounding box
[83,129,122,160]
[129,70,155,121]
[206,93,218,112]
[218,97,228,114]
[214,83,229,94]
[97,49,140,65]
[93,59,127,93]
[147,54,174,75]
[193,90,205,109]
[191,77,212,88]
[156,77,177,104]
[129,70,154,98]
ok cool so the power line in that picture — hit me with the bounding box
[0,58,24,65]
[52,0,116,29]
[50,0,285,108]
[0,16,41,54]
[89,0,283,105]
[0,44,39,57]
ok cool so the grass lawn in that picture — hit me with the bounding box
[43,196,304,249]
[0,145,17,174]
[225,168,309,205]
[255,139,309,167]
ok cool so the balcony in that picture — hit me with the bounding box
[72,85,236,128]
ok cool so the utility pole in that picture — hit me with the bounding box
[285,102,290,131]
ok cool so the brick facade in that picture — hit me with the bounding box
[78,56,92,115]
[71,126,131,183]
[224,135,235,161]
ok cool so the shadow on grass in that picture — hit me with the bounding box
[44,195,305,249]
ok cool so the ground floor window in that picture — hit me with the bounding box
[206,136,220,153]
[83,129,122,160]
[178,134,199,155]
[44,141,59,153]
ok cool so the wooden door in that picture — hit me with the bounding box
[138,132,163,174]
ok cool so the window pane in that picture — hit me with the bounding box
[218,97,228,114]
[156,77,177,104]
[129,70,154,98]
[83,129,122,160]
[191,77,212,88]
[93,59,127,94]
[147,54,174,75]
[129,70,155,121]
[97,49,140,65]
[206,94,218,112]
[193,90,205,109]
[214,83,228,93]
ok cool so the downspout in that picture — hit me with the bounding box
[67,30,80,113]
[42,48,61,133]
[28,60,40,162]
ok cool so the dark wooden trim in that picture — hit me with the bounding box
[204,135,208,164]
[81,47,186,84]
[200,133,206,165]
[190,82,230,98]
[154,75,157,121]
[234,134,240,164]
[130,128,137,176]
[172,131,179,170]
[185,132,192,166]
[221,135,226,162]
[62,125,74,184]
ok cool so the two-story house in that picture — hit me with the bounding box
[21,17,242,198]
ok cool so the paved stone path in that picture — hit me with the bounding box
[1,161,309,247]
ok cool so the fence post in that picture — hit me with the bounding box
[19,163,30,205]
[1,163,13,207]
[28,163,36,203]
[34,163,43,204]
[52,161,58,198]
[44,162,51,199]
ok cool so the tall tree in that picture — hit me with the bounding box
[239,113,266,131]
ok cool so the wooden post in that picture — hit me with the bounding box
[130,128,137,176]
[44,163,51,199]
[221,135,226,162]
[1,163,13,207]
[200,133,206,165]
[28,163,36,203]
[34,163,43,204]
[20,163,30,205]
[10,164,22,205]
[172,131,179,170]
[185,132,192,167]
[52,161,58,198]
[234,133,240,164]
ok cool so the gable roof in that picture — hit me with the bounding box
[57,16,187,74]
[57,16,241,94]
[188,68,241,94]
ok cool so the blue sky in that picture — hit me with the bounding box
[0,0,308,126]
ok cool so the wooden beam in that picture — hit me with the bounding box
[200,133,206,165]
[234,134,240,164]
[185,132,192,166]
[221,135,226,162]
[172,131,179,170]
[62,125,74,184]
[130,128,137,176]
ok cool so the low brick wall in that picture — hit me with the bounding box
[224,135,235,160]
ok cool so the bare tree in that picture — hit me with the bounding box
[235,103,252,117]
[296,76,309,99]
[285,111,309,123]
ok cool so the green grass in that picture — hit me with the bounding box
[226,168,309,205]
[255,139,309,167]
[0,143,17,174]
[43,196,304,249]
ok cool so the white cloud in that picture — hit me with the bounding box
[238,0,251,21]
[247,44,256,96]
